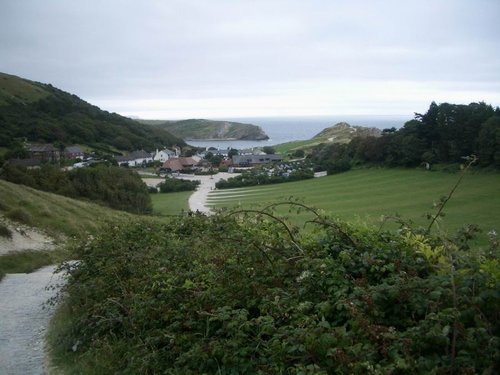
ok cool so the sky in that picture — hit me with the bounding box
[1,0,500,119]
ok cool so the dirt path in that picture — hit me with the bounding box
[182,172,235,214]
[0,265,64,375]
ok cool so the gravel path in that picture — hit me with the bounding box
[141,172,238,214]
[0,265,64,375]
[184,172,235,214]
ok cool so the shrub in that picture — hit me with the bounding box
[158,177,200,193]
[54,206,499,374]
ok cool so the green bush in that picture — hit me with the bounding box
[158,177,200,193]
[53,206,499,374]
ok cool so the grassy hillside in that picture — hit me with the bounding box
[0,72,50,105]
[274,122,381,155]
[0,178,148,280]
[207,169,500,242]
[313,122,381,140]
[0,179,135,238]
[146,118,269,140]
[0,72,185,151]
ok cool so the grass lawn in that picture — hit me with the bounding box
[207,168,500,242]
[150,191,191,216]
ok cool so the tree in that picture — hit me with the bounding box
[262,146,276,154]
[228,148,239,158]
[476,116,500,167]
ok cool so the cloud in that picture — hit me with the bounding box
[0,0,499,117]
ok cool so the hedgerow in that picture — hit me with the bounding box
[54,205,499,374]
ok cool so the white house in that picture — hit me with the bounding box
[115,150,153,167]
[153,148,177,163]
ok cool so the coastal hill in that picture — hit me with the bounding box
[313,122,382,142]
[0,72,184,152]
[143,118,269,141]
[275,122,382,154]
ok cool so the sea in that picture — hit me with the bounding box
[186,115,409,150]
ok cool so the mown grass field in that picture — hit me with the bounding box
[207,168,500,241]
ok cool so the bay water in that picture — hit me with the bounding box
[186,115,409,150]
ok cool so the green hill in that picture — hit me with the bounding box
[313,121,381,141]
[275,122,381,155]
[0,72,185,152]
[145,118,269,140]
[0,179,136,238]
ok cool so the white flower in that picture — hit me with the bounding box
[296,270,311,282]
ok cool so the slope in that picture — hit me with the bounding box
[148,118,269,140]
[275,122,381,155]
[0,72,185,151]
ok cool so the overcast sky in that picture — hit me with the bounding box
[1,0,499,119]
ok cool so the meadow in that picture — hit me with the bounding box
[206,168,500,241]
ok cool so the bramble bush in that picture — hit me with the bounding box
[53,202,499,374]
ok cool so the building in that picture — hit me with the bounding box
[153,148,176,163]
[115,150,153,167]
[232,154,283,167]
[64,146,84,159]
[28,143,59,162]
[161,157,198,172]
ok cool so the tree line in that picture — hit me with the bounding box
[310,102,500,173]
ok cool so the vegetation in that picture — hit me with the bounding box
[208,169,500,243]
[49,203,499,374]
[0,250,60,281]
[0,72,184,151]
[145,118,269,140]
[158,177,200,193]
[0,222,12,238]
[274,123,381,156]
[0,179,134,238]
[1,164,152,214]
[314,122,382,141]
[310,102,500,170]
[0,179,142,280]
[150,191,191,216]
[216,167,314,189]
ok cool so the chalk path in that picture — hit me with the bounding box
[0,265,64,375]
[181,172,235,214]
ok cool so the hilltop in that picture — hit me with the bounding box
[313,121,382,142]
[0,72,184,152]
[275,122,381,155]
[143,118,269,140]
